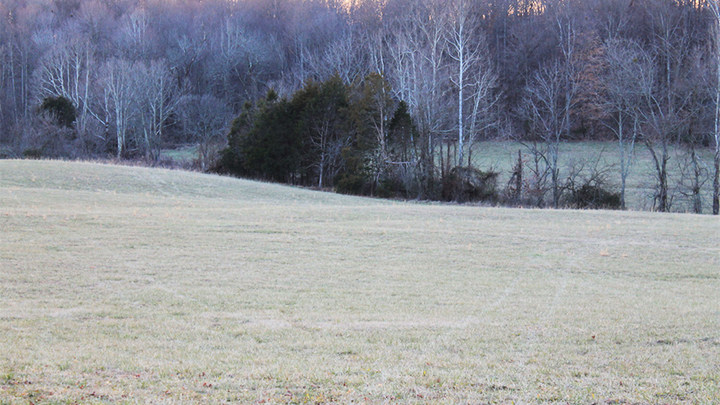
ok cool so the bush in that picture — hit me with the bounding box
[377,176,406,199]
[442,166,499,203]
[0,147,17,159]
[561,162,622,210]
[23,149,43,159]
[572,183,622,210]
[336,173,367,195]
[41,96,76,129]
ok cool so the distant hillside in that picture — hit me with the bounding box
[0,159,383,206]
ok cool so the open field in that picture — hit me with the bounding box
[0,160,719,404]
[469,141,717,213]
[156,141,717,213]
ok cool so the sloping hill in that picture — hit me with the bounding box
[0,159,379,204]
[0,160,718,404]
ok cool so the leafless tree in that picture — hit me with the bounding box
[319,29,367,86]
[134,60,179,162]
[214,15,281,105]
[177,94,230,171]
[34,32,94,140]
[707,0,720,214]
[445,0,481,168]
[119,7,151,61]
[99,58,137,158]
[603,38,653,209]
[522,60,573,208]
[638,1,695,212]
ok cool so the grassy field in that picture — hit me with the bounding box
[156,141,717,213]
[469,141,717,213]
[0,160,718,404]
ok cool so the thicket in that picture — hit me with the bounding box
[217,74,623,208]
[217,74,457,200]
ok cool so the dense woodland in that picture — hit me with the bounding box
[1,0,720,213]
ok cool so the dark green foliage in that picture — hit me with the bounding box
[292,75,350,187]
[217,102,255,174]
[335,147,371,195]
[377,177,406,199]
[335,174,367,195]
[220,75,502,205]
[240,95,307,183]
[22,149,43,159]
[218,92,308,183]
[388,100,417,162]
[0,148,16,159]
[220,76,356,188]
[41,96,76,129]
[442,166,499,203]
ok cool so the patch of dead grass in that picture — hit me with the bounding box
[0,160,718,404]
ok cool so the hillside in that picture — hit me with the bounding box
[0,160,718,404]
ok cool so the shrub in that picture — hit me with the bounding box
[336,174,367,195]
[442,166,499,203]
[23,149,43,159]
[41,96,76,129]
[0,147,17,159]
[572,183,622,209]
[562,162,622,210]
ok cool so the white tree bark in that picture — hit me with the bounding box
[101,59,136,158]
[36,34,94,136]
[445,0,496,168]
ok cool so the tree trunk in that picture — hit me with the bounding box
[618,112,627,210]
[515,149,523,202]
[691,147,702,214]
[457,43,464,167]
[714,146,719,215]
[648,141,669,212]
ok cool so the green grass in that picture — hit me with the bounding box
[1,159,718,404]
[159,145,200,166]
[470,141,717,213]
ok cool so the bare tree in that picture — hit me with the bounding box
[595,0,633,41]
[177,94,230,171]
[603,38,653,209]
[134,61,179,162]
[319,29,367,86]
[119,6,151,61]
[638,1,696,212]
[402,0,450,195]
[522,61,571,208]
[99,58,136,158]
[465,45,500,167]
[0,11,9,142]
[2,3,35,133]
[34,32,94,142]
[214,16,281,105]
[707,0,720,214]
[445,0,481,168]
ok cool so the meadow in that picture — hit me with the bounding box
[469,141,717,213]
[162,141,718,213]
[0,159,718,404]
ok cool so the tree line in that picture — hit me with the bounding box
[1,0,719,213]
